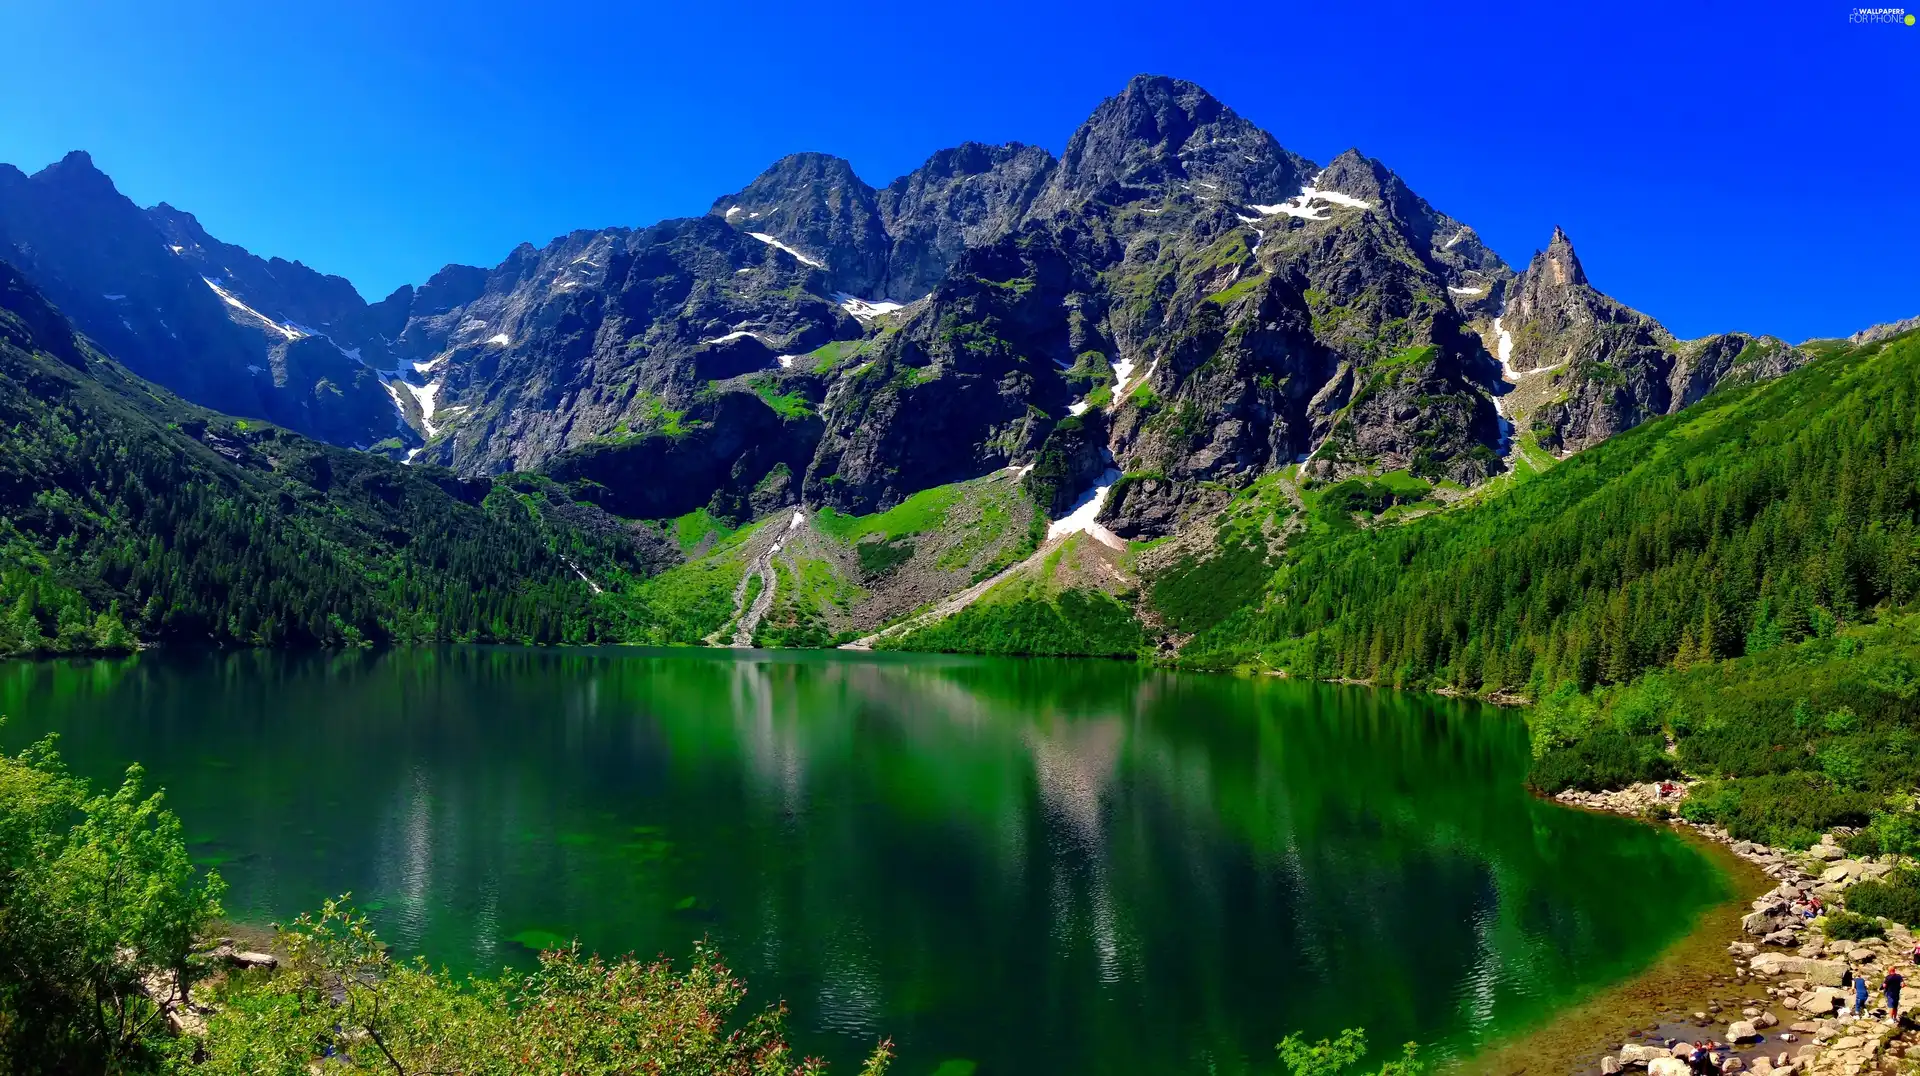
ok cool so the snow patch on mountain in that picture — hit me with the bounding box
[1248,187,1373,222]
[202,278,303,340]
[1048,468,1124,550]
[747,232,825,269]
[832,293,906,321]
[402,379,443,436]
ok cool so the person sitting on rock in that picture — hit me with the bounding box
[1687,1042,1720,1074]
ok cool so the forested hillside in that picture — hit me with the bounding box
[0,261,672,655]
[1181,329,1920,693]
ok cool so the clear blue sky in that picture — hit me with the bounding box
[2,0,1915,341]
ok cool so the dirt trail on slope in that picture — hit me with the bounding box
[701,508,806,648]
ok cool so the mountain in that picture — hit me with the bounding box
[0,73,1828,662]
[0,152,416,452]
[1495,225,1804,454]
[1181,324,1920,691]
[0,257,677,653]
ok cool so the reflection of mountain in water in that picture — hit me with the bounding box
[0,649,1727,1076]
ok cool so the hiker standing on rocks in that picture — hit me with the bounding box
[1887,966,1904,1024]
[1854,967,1870,1018]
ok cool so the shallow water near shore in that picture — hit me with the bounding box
[0,648,1730,1075]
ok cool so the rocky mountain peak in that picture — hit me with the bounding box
[711,151,887,298]
[1035,74,1312,215]
[1540,225,1588,287]
[1313,149,1390,200]
[1847,313,1920,345]
[148,202,366,330]
[876,142,1055,299]
[903,141,1048,184]
[35,150,116,191]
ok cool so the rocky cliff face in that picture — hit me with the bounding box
[0,152,268,417]
[394,216,850,490]
[1497,226,1806,452]
[0,152,411,451]
[876,142,1055,299]
[0,74,1812,542]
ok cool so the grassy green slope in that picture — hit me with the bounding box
[881,533,1145,658]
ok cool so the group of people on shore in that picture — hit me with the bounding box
[1844,963,1904,1023]
[1668,965,1906,1075]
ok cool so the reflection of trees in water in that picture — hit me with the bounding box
[0,649,1725,1073]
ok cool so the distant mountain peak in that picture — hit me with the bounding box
[35,150,116,190]
[1037,73,1311,217]
[1537,226,1588,288]
[1313,149,1393,200]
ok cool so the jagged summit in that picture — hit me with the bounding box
[1034,73,1312,215]
[1538,225,1588,287]
[710,151,888,297]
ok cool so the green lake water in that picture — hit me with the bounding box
[0,648,1727,1074]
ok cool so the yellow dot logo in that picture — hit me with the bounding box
[1908,12,1917,23]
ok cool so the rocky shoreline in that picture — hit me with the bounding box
[1553,782,1918,1075]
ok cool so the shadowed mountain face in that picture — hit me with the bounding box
[0,75,1805,536]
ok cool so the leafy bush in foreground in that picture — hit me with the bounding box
[0,733,885,1076]
[1277,1027,1424,1076]
[192,901,892,1076]
[0,730,225,1076]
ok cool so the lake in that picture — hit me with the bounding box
[0,648,1727,1075]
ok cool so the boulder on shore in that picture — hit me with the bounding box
[1745,911,1792,936]
[1749,954,1847,986]
[1728,1019,1762,1043]
[1620,1043,1670,1064]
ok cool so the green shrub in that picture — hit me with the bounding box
[1822,910,1886,940]
[1528,730,1678,794]
[1846,870,1920,927]
[1677,772,1876,849]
